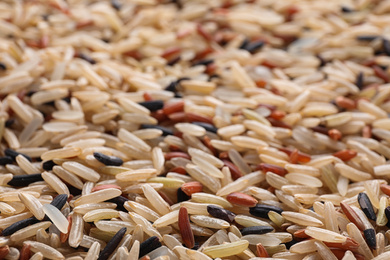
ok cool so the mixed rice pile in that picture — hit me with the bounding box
[2,0,390,259]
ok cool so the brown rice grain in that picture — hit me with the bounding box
[73,188,121,207]
[202,240,249,258]
[190,215,230,229]
[335,163,372,182]
[305,227,346,243]
[18,192,45,220]
[284,173,323,188]
[52,166,84,190]
[10,221,52,242]
[23,241,64,260]
[116,169,157,182]
[314,241,338,260]
[84,242,101,260]
[73,203,117,215]
[68,213,84,248]
[142,184,170,215]
[153,210,179,228]
[129,212,162,240]
[124,201,160,222]
[62,161,100,182]
[152,147,165,175]
[29,252,44,260]
[118,128,151,152]
[282,212,323,227]
[191,156,224,178]
[42,171,70,196]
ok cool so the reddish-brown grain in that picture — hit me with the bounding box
[178,207,195,249]
[257,163,287,176]
[163,101,185,115]
[164,152,191,160]
[60,215,72,243]
[340,202,365,231]
[333,150,357,161]
[226,192,258,207]
[91,185,122,192]
[0,246,10,259]
[19,244,31,260]
[256,243,269,257]
[181,182,203,196]
[222,160,243,180]
[328,129,342,141]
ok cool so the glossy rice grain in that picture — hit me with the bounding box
[178,207,195,249]
[1,1,390,259]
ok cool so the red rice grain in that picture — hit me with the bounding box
[178,207,195,249]
[1,1,390,259]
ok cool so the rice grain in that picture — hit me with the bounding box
[18,193,45,220]
[24,241,64,260]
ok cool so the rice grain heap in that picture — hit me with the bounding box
[1,0,390,259]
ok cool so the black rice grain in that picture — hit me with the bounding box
[383,38,390,56]
[1,217,39,236]
[106,196,128,212]
[192,122,217,133]
[42,160,56,171]
[68,186,82,196]
[5,148,32,162]
[357,193,376,221]
[43,101,55,107]
[375,49,386,56]
[62,96,71,103]
[191,242,200,250]
[50,194,68,210]
[356,35,378,41]
[93,152,123,166]
[111,0,121,10]
[77,53,96,64]
[243,40,265,53]
[7,173,43,187]
[165,81,178,92]
[177,77,190,83]
[239,38,250,50]
[316,55,327,67]
[284,240,299,250]
[385,207,390,229]
[26,90,37,97]
[164,77,190,92]
[207,205,236,223]
[41,14,49,21]
[363,228,377,249]
[138,100,164,112]
[177,188,190,202]
[139,236,162,258]
[141,124,173,136]
[341,6,354,12]
[98,227,127,260]
[0,62,6,71]
[0,156,13,166]
[240,226,274,236]
[192,59,214,67]
[170,0,182,9]
[249,204,283,219]
[5,119,14,128]
[356,72,364,90]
